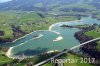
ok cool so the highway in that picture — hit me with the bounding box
[34,37,100,66]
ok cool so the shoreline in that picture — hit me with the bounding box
[12,32,33,43]
[6,50,60,59]
[5,20,79,44]
[6,20,78,59]
[49,23,60,35]
[47,50,59,53]
[6,34,44,58]
[6,47,13,58]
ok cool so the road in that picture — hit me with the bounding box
[34,37,100,66]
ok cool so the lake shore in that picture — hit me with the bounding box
[6,34,44,58]
[6,49,60,59]
[5,19,79,59]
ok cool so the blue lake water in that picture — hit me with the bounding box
[1,17,100,57]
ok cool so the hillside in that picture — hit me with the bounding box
[0,0,100,11]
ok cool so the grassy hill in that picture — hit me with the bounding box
[0,11,77,39]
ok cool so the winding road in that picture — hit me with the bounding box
[34,37,100,66]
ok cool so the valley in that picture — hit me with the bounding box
[0,0,100,66]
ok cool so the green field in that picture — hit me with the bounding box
[85,30,100,38]
[0,49,13,66]
[85,26,100,49]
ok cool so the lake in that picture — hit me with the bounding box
[1,17,100,58]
